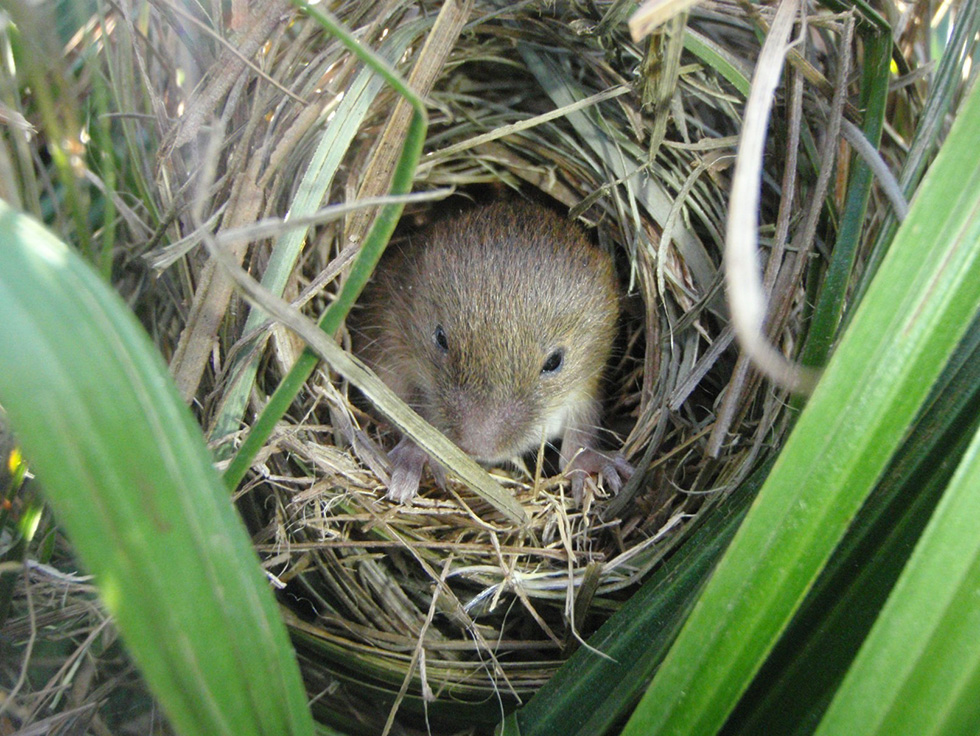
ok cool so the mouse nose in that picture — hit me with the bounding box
[451,399,523,463]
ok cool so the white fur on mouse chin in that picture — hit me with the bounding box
[354,200,633,506]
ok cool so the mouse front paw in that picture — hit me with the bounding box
[564,448,634,505]
[386,437,428,503]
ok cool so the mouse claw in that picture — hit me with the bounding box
[429,461,449,491]
[564,449,634,505]
[386,437,428,503]
[568,468,587,506]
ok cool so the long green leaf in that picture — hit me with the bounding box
[621,64,980,736]
[0,201,314,736]
[813,407,980,734]
[725,313,980,734]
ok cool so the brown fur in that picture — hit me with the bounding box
[355,200,618,464]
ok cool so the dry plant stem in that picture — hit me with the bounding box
[418,85,630,169]
[254,538,574,561]
[670,324,736,411]
[840,117,909,221]
[28,617,113,722]
[724,13,854,450]
[162,0,292,151]
[159,0,304,107]
[345,0,473,247]
[382,559,452,736]
[734,14,854,438]
[707,65,803,456]
[660,156,719,303]
[197,194,449,257]
[636,241,662,425]
[765,15,853,328]
[739,0,861,122]
[641,11,687,159]
[766,68,804,296]
[0,569,35,720]
[724,0,818,395]
[474,141,582,207]
[166,1,290,400]
[170,174,264,401]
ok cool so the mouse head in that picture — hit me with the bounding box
[380,202,619,462]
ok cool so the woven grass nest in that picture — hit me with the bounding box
[146,0,853,729]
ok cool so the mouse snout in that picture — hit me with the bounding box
[446,393,531,463]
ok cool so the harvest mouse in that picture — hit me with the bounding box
[354,200,632,504]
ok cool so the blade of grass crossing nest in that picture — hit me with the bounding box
[418,85,631,168]
[203,231,527,525]
[724,0,819,395]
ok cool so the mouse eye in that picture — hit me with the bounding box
[541,348,564,375]
[433,324,449,353]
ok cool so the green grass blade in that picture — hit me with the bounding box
[854,0,980,308]
[209,22,417,454]
[725,315,980,734]
[0,201,314,736]
[813,418,980,735]
[798,27,890,369]
[620,68,980,736]
[222,1,429,494]
[683,29,751,96]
